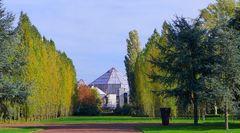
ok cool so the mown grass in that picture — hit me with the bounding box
[40,116,162,124]
[0,127,41,133]
[39,116,238,124]
[40,116,240,133]
[0,116,239,133]
[140,123,240,133]
[140,117,240,133]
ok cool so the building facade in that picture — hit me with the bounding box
[89,67,129,109]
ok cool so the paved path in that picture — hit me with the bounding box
[1,123,160,133]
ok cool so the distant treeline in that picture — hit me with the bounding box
[0,0,76,121]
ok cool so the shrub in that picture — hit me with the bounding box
[75,85,102,116]
[114,104,133,116]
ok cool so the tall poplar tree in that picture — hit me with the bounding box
[17,13,76,120]
[124,30,141,104]
[135,29,177,117]
[200,0,237,29]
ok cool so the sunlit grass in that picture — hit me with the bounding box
[0,127,41,133]
[40,116,162,124]
[1,116,239,133]
[140,122,240,133]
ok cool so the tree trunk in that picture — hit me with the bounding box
[193,97,198,125]
[214,102,218,115]
[225,103,229,130]
[201,107,206,121]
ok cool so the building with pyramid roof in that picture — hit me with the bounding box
[89,67,129,108]
[90,86,106,98]
[77,79,87,88]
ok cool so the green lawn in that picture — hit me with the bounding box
[0,116,239,133]
[40,116,240,133]
[138,117,240,133]
[40,116,162,124]
[0,127,41,133]
[39,116,236,124]
[140,123,240,133]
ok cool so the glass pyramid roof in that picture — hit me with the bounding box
[89,67,128,86]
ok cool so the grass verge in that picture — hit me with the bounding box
[139,121,240,133]
[0,127,42,133]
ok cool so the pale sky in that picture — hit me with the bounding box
[5,0,215,83]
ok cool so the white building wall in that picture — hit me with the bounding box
[106,94,117,108]
[119,87,129,107]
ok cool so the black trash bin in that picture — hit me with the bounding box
[160,108,171,126]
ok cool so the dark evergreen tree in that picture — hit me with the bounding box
[205,24,240,130]
[0,1,29,119]
[150,17,211,125]
[229,7,240,30]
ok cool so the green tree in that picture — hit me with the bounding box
[150,17,211,125]
[124,30,141,104]
[205,25,240,130]
[200,0,237,29]
[17,13,76,121]
[0,1,29,119]
[134,29,176,117]
[229,7,240,30]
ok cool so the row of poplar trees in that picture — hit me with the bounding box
[125,0,240,130]
[0,1,76,121]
